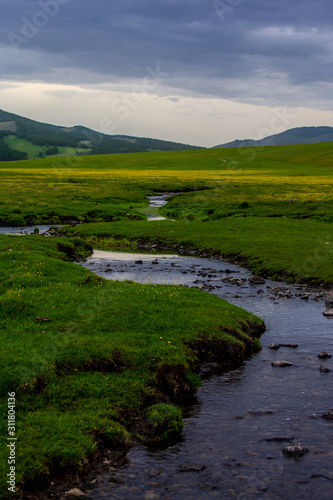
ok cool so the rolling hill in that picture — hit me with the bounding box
[0,109,201,161]
[213,126,333,148]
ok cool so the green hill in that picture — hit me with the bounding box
[0,109,202,161]
[214,126,333,148]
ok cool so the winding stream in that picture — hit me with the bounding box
[1,198,332,498]
[77,250,333,500]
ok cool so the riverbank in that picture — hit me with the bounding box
[74,249,333,500]
[0,235,264,498]
[59,217,333,287]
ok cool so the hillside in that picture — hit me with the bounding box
[0,109,201,161]
[214,126,333,148]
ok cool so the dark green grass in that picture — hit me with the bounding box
[0,235,262,496]
[62,218,333,285]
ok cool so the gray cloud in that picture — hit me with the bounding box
[0,0,333,108]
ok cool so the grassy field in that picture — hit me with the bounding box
[0,235,263,496]
[156,145,333,222]
[0,143,332,226]
[0,142,332,496]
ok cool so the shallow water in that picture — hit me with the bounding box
[0,225,61,235]
[146,194,171,221]
[77,250,333,499]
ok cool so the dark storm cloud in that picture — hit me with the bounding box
[0,0,332,106]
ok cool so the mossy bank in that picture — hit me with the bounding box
[0,235,264,498]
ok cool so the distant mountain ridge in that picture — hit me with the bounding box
[0,109,201,161]
[213,126,333,148]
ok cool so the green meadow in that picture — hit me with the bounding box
[0,142,332,495]
[0,143,332,226]
[0,235,262,496]
[3,135,88,160]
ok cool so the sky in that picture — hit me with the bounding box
[0,0,333,147]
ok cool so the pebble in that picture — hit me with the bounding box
[323,309,333,318]
[249,275,266,285]
[271,361,294,367]
[319,365,330,373]
[282,443,309,457]
[318,351,332,359]
[268,344,280,350]
[65,488,87,499]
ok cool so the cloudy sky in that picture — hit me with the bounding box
[0,0,333,146]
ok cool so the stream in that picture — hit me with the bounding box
[1,198,332,499]
[0,225,61,235]
[77,250,333,500]
[146,193,172,220]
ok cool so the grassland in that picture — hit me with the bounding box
[0,143,332,227]
[0,235,263,497]
[3,135,89,159]
[0,142,332,496]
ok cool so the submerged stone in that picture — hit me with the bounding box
[249,275,266,285]
[271,361,293,367]
[321,408,333,420]
[318,351,332,359]
[282,443,308,457]
[268,343,280,350]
